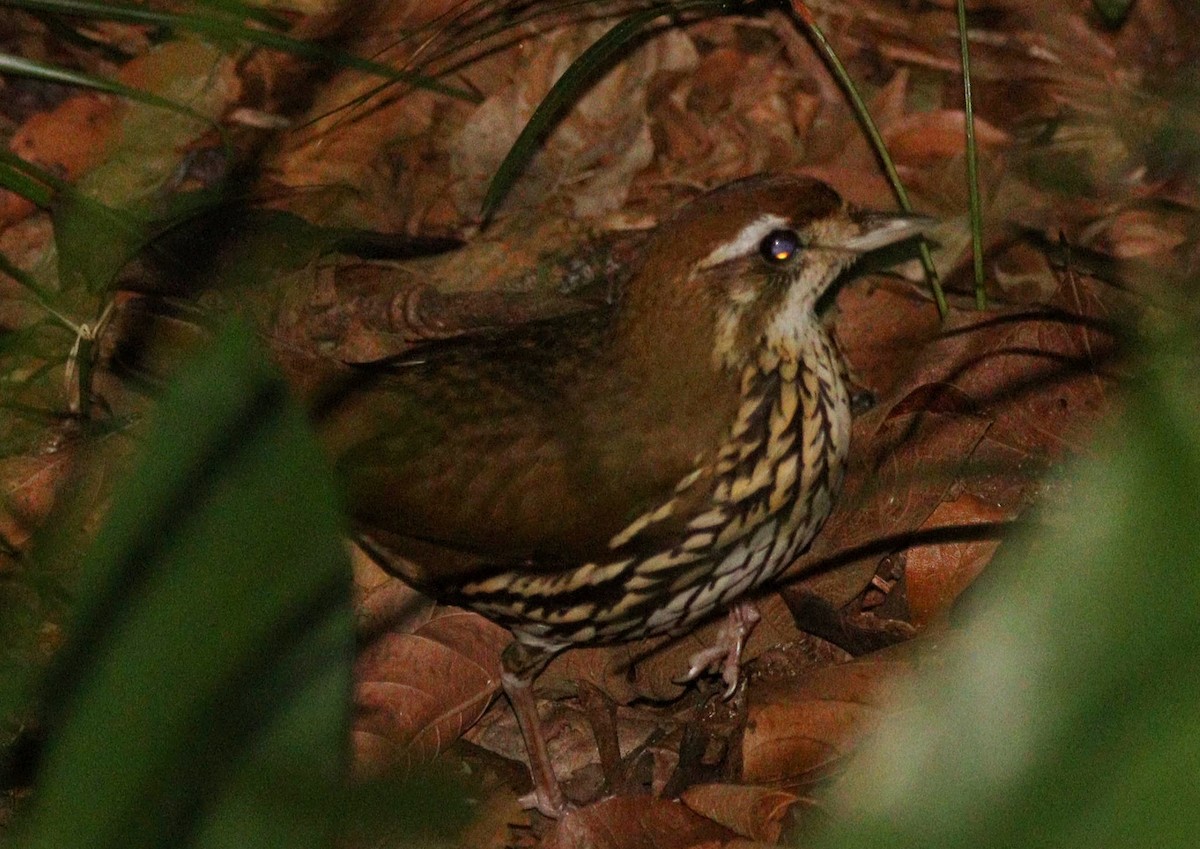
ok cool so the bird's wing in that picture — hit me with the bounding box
[317,310,735,585]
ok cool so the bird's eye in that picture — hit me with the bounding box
[759,229,802,264]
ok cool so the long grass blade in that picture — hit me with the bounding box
[786,4,948,318]
[956,0,987,310]
[0,52,210,123]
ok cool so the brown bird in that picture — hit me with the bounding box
[321,173,929,815]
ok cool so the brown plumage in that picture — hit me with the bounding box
[321,173,929,815]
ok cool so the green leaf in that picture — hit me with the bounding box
[817,344,1200,849]
[955,0,986,309]
[0,148,154,296]
[0,161,55,209]
[790,8,947,315]
[481,0,730,221]
[0,250,64,318]
[190,0,290,30]
[10,323,352,849]
[51,192,149,293]
[1092,0,1136,26]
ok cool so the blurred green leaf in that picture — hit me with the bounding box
[191,0,290,30]
[0,162,54,209]
[340,771,473,848]
[0,251,76,333]
[1092,0,1136,27]
[51,192,149,294]
[8,323,352,849]
[817,341,1200,849]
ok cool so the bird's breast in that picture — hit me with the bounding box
[457,323,852,651]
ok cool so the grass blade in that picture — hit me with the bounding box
[956,0,987,309]
[0,51,211,123]
[784,3,948,317]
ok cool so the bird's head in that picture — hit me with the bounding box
[614,173,931,374]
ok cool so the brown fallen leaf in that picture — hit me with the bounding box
[544,796,736,849]
[351,551,507,777]
[1102,208,1188,258]
[741,649,915,787]
[904,493,1006,629]
[3,94,116,227]
[884,109,1011,165]
[989,241,1060,302]
[0,448,78,552]
[680,783,800,843]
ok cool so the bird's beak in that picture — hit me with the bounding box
[838,210,937,253]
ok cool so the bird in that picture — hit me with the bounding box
[318,173,930,816]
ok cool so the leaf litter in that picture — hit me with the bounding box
[0,0,1196,846]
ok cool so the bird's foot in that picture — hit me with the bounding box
[678,601,762,698]
[501,645,570,818]
[516,787,572,819]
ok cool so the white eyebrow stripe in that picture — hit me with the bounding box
[696,213,789,270]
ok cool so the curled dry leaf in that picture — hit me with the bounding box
[785,270,1119,625]
[741,649,916,787]
[544,796,736,849]
[904,493,1006,629]
[351,550,508,777]
[1101,209,1188,258]
[266,211,644,367]
[884,110,1011,165]
[0,449,77,551]
[991,241,1060,302]
[680,783,800,843]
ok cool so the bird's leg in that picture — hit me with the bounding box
[500,641,567,818]
[679,601,762,697]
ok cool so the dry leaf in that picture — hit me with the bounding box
[0,449,77,550]
[3,94,116,226]
[741,650,915,786]
[1103,209,1188,258]
[352,552,507,776]
[680,783,800,842]
[905,494,1006,628]
[544,796,736,849]
[885,110,1010,164]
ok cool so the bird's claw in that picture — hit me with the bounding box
[676,602,761,698]
[517,788,573,819]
